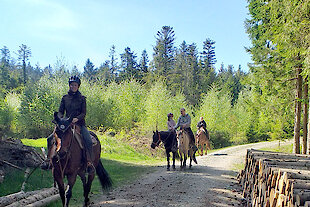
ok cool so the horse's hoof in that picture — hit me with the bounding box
[172,165,176,170]
[167,167,170,171]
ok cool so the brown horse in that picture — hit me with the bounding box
[47,112,112,207]
[177,129,194,169]
[196,127,211,156]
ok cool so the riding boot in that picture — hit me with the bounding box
[41,134,53,170]
[40,159,52,170]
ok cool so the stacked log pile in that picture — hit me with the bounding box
[0,187,59,207]
[238,149,310,207]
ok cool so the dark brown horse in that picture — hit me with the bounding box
[47,112,112,207]
[151,130,177,170]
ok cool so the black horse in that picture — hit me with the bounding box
[151,130,178,170]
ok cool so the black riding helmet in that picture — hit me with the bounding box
[167,113,173,118]
[68,75,81,86]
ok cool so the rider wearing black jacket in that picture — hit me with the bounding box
[197,117,207,133]
[42,76,94,173]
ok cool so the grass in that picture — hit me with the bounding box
[0,133,162,206]
[0,167,53,196]
[259,141,293,153]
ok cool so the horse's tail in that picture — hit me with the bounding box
[206,130,211,150]
[96,159,112,190]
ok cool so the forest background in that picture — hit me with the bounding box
[2,0,310,154]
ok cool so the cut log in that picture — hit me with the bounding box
[5,187,58,207]
[304,201,310,207]
[239,149,310,207]
[24,194,60,207]
[296,191,310,206]
[0,190,41,206]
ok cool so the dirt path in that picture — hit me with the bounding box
[91,140,292,207]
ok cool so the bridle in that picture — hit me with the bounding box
[152,131,162,147]
[53,124,75,179]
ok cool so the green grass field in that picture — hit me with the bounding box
[0,133,163,206]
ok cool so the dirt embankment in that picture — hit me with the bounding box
[91,140,292,207]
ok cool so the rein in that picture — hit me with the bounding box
[153,131,161,147]
[54,125,75,179]
[153,131,174,148]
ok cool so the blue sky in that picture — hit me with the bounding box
[1,0,252,72]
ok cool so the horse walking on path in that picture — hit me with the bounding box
[177,129,194,169]
[47,112,112,207]
[151,130,177,170]
[196,127,211,156]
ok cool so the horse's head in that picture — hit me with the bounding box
[151,130,160,149]
[52,112,74,153]
[176,129,183,139]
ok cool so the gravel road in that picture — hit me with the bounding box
[91,140,292,207]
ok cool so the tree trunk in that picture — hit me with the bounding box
[294,68,302,154]
[308,83,310,154]
[303,77,308,154]
[23,60,27,84]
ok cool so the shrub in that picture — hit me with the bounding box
[141,81,186,132]
[18,75,67,138]
[0,97,14,138]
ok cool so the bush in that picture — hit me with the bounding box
[5,92,21,136]
[141,81,186,132]
[18,75,67,138]
[0,97,14,138]
[209,130,231,149]
[195,86,232,146]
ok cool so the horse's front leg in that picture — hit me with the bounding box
[53,168,66,206]
[201,144,204,156]
[189,151,193,168]
[172,152,176,170]
[55,178,65,206]
[166,150,170,170]
[66,174,78,207]
[180,153,183,169]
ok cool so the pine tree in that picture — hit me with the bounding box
[109,45,118,80]
[83,58,97,80]
[17,44,31,84]
[139,49,149,74]
[201,38,216,69]
[119,47,138,80]
[153,26,176,77]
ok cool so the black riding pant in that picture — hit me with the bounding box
[46,126,93,160]
[81,125,93,160]
[184,127,195,145]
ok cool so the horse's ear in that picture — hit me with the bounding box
[53,112,59,123]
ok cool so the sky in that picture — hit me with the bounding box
[1,0,252,72]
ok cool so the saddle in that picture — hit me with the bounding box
[53,125,98,152]
[72,125,98,149]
